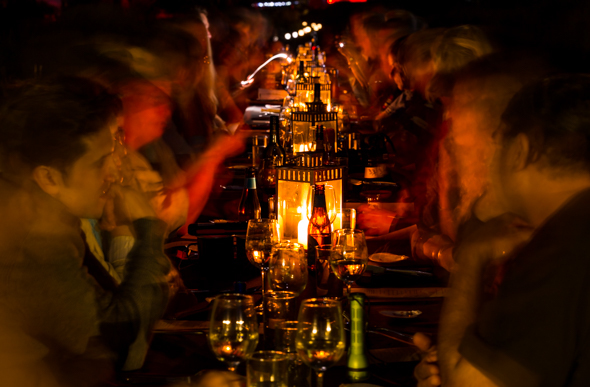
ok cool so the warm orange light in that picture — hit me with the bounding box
[313,350,330,360]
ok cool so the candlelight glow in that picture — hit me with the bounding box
[298,219,308,248]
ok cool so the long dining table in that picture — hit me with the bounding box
[112,230,446,387]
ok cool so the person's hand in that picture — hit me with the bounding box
[356,204,398,236]
[413,332,441,387]
[101,184,157,231]
[459,212,533,267]
[207,131,246,162]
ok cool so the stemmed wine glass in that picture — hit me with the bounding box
[269,241,308,297]
[330,229,369,296]
[246,219,280,297]
[208,294,259,372]
[295,299,346,387]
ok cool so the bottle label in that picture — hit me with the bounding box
[246,177,257,189]
[364,164,387,179]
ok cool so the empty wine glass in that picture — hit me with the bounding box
[269,241,308,297]
[330,229,369,296]
[208,294,259,372]
[295,298,346,387]
[246,219,280,296]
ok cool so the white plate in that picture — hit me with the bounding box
[369,253,409,263]
[379,310,422,319]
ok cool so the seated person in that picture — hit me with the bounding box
[0,77,171,386]
[415,74,590,386]
[359,51,545,274]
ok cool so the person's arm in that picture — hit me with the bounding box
[438,213,533,386]
[177,132,245,235]
[438,244,496,387]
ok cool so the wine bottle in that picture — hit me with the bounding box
[347,292,369,382]
[238,167,261,222]
[259,116,285,217]
[295,61,308,83]
[314,124,325,155]
[313,82,322,104]
[264,116,285,167]
[307,184,332,270]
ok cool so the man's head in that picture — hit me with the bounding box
[446,53,552,226]
[0,77,122,218]
[491,74,590,218]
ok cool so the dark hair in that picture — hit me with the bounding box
[0,77,122,173]
[501,74,590,172]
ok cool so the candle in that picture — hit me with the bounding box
[298,219,309,248]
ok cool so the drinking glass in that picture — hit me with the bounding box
[247,351,288,387]
[330,229,369,296]
[275,321,310,387]
[295,299,346,387]
[208,294,259,372]
[340,208,356,230]
[314,245,343,297]
[269,241,308,296]
[246,219,280,296]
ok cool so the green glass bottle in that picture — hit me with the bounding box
[347,292,370,382]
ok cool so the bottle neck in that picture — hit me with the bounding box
[347,293,369,381]
[270,121,278,144]
[244,176,257,189]
[314,83,321,102]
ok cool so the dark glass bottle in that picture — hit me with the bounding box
[313,82,322,104]
[314,124,325,155]
[347,292,369,382]
[238,167,261,222]
[295,61,308,83]
[264,116,285,167]
[259,116,285,217]
[307,184,332,270]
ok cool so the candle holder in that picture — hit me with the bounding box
[276,153,343,248]
[292,83,338,154]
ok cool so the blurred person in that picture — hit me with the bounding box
[211,7,270,113]
[358,29,445,237]
[376,10,425,90]
[0,77,170,386]
[416,74,590,387]
[359,28,495,267]
[29,7,245,276]
[427,25,494,104]
[339,10,398,110]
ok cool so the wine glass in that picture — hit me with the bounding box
[295,299,346,387]
[330,229,369,296]
[208,294,259,372]
[246,219,280,296]
[269,241,308,297]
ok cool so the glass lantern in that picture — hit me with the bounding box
[276,153,344,248]
[291,84,338,154]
